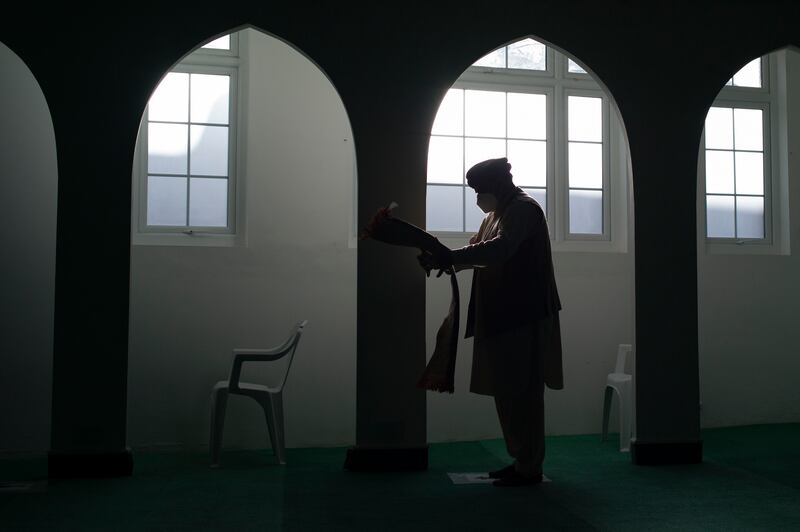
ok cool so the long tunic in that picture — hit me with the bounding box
[451,188,564,396]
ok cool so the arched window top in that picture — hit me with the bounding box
[427,36,630,252]
[473,38,548,71]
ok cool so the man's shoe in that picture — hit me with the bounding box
[487,464,515,479]
[492,471,543,487]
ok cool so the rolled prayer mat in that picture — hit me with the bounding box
[361,203,459,393]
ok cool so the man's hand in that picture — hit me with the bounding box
[417,248,453,278]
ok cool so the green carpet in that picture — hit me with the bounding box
[1,424,798,531]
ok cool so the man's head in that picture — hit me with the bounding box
[466,157,514,213]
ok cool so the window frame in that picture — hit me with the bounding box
[561,87,611,242]
[195,32,240,58]
[469,41,556,79]
[132,32,247,247]
[700,52,784,253]
[428,80,555,237]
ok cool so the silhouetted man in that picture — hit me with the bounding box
[420,157,563,487]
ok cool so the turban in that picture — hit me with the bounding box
[466,157,513,192]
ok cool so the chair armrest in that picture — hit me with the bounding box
[228,321,307,390]
[228,348,292,389]
[232,348,288,361]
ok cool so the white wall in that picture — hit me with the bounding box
[697,48,800,428]
[127,29,357,451]
[0,41,57,454]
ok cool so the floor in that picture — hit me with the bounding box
[1,424,798,531]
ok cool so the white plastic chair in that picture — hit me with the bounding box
[209,320,307,467]
[601,343,634,452]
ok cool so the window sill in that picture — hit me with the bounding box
[705,240,789,256]
[132,232,243,247]
[431,232,627,253]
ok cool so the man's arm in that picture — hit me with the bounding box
[451,202,536,267]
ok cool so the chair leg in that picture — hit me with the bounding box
[210,388,228,467]
[271,392,286,465]
[619,384,632,452]
[260,393,286,465]
[601,386,614,441]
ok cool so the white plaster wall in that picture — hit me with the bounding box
[0,41,57,454]
[127,29,357,450]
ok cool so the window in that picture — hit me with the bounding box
[132,32,243,245]
[704,106,766,239]
[701,55,778,245]
[427,38,625,248]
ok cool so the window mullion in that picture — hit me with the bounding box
[186,73,192,228]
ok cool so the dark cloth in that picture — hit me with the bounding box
[456,188,561,339]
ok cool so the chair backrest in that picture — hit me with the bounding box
[615,344,632,374]
[278,320,307,392]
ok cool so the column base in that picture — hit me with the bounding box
[48,448,133,478]
[630,439,703,465]
[344,445,428,472]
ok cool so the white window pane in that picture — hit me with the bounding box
[426,185,462,231]
[507,140,546,187]
[191,74,229,125]
[473,47,505,68]
[523,188,547,215]
[464,187,485,232]
[507,39,546,70]
[202,35,231,50]
[733,108,763,151]
[568,96,602,142]
[190,125,229,176]
[148,123,188,175]
[507,92,546,140]
[568,59,587,74]
[148,72,188,123]
[735,151,764,195]
[736,196,764,239]
[732,58,761,88]
[427,136,463,184]
[189,178,228,227]
[465,138,506,172]
[431,89,464,136]
[147,176,186,226]
[569,190,602,234]
[705,150,735,194]
[465,90,505,138]
[706,195,735,238]
[705,107,733,150]
[568,142,602,189]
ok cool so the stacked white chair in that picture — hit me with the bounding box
[210,320,307,467]
[601,343,634,452]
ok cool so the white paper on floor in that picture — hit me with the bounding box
[447,473,551,485]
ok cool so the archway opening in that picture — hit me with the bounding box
[126,27,358,456]
[0,41,58,479]
[696,46,800,440]
[424,36,636,445]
